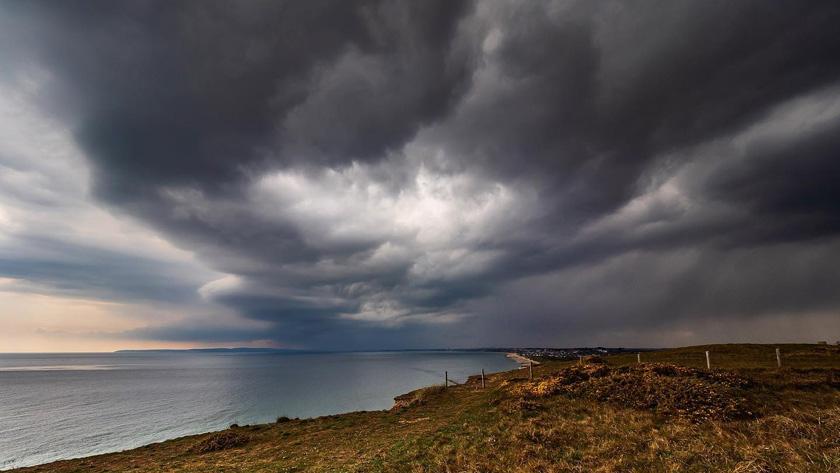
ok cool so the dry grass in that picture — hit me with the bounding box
[12,343,840,473]
[393,384,447,409]
[411,384,447,405]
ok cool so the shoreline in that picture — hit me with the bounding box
[506,352,541,367]
[2,351,516,470]
[7,343,838,472]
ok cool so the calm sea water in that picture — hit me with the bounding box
[0,351,518,469]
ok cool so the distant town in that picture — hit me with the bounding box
[478,347,656,361]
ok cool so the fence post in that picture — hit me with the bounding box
[529,361,533,379]
[637,353,641,364]
[445,371,448,388]
[776,348,781,368]
[705,351,711,369]
[579,355,583,366]
[481,369,485,389]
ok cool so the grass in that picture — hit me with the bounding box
[11,343,840,472]
[410,384,447,405]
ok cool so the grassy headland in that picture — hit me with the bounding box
[12,343,840,472]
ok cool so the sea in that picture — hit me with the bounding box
[0,350,518,469]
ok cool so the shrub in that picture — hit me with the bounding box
[507,363,754,422]
[582,355,609,365]
[190,431,249,453]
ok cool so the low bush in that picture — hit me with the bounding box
[582,355,609,365]
[190,431,249,453]
[507,363,754,422]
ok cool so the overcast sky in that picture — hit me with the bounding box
[1,0,839,352]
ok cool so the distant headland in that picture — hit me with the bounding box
[113,348,307,354]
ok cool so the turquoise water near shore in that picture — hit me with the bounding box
[0,351,518,469]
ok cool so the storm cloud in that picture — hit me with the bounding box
[1,0,840,349]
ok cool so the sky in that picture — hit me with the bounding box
[1,0,840,352]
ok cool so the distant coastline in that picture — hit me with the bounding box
[506,352,541,366]
[113,348,307,354]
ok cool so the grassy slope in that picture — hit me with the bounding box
[12,344,840,472]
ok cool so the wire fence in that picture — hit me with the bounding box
[443,345,840,389]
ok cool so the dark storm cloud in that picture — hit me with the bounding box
[3,0,840,348]
[704,116,840,245]
[431,0,840,219]
[0,235,208,303]
[102,323,269,344]
[2,0,473,199]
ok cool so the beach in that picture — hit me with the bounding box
[506,352,541,367]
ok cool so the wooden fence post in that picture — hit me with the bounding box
[776,348,781,368]
[637,353,641,364]
[705,351,711,369]
[481,369,485,389]
[529,361,533,379]
[445,371,448,388]
[579,355,583,366]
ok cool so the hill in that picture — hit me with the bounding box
[13,343,840,472]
